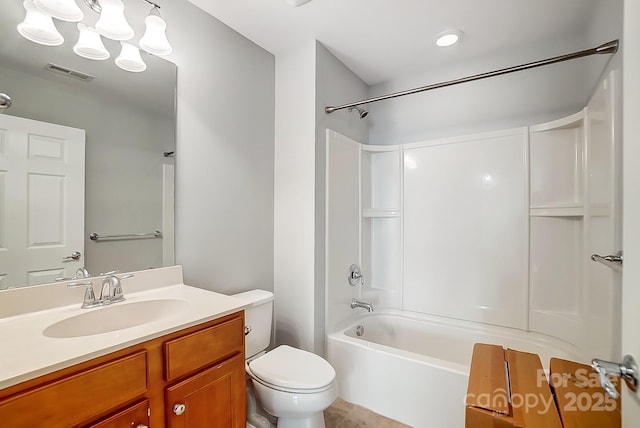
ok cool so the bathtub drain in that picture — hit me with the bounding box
[355,325,364,337]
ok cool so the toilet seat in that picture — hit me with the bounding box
[247,345,336,393]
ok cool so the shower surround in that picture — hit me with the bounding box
[324,70,619,424]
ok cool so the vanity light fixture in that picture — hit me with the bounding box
[73,23,110,60]
[17,0,64,46]
[115,41,147,72]
[139,6,172,55]
[95,0,134,41]
[435,29,463,47]
[16,0,173,73]
[33,0,84,22]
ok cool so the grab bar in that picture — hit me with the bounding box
[90,230,163,241]
[591,250,623,271]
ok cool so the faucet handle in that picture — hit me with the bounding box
[68,280,92,288]
[348,264,364,286]
[67,281,99,309]
[592,355,639,399]
[75,267,90,278]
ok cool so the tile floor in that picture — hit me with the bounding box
[324,398,411,428]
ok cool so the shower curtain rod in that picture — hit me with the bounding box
[324,39,619,114]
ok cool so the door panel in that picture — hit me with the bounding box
[0,114,85,288]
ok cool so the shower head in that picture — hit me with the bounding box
[348,106,368,119]
[0,93,12,111]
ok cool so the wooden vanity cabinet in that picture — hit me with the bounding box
[84,400,150,428]
[165,354,245,428]
[0,311,246,428]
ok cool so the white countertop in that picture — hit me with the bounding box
[0,267,249,390]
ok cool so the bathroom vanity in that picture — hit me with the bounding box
[0,266,248,427]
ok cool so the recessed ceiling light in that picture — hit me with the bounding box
[435,30,463,47]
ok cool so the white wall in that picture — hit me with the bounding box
[273,41,316,351]
[272,41,368,353]
[164,0,276,295]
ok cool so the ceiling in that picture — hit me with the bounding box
[187,0,601,85]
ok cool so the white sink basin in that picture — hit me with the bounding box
[43,299,189,338]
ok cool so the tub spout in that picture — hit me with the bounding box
[351,298,373,312]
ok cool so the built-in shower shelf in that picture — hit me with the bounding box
[362,208,401,218]
[529,204,584,217]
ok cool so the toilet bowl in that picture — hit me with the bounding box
[232,290,338,428]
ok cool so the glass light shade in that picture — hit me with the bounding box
[32,0,83,22]
[115,42,146,72]
[73,23,109,60]
[139,13,172,56]
[17,0,64,46]
[96,0,134,41]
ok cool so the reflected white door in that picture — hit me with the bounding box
[622,1,640,425]
[0,114,85,288]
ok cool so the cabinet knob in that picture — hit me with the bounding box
[173,403,186,416]
[136,425,149,428]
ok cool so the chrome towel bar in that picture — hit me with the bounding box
[90,230,163,241]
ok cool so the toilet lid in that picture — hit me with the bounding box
[248,345,335,390]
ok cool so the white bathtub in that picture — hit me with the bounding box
[326,311,585,427]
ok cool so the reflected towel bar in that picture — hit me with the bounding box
[90,230,163,241]
[591,251,623,271]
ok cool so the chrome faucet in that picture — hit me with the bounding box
[100,275,118,304]
[76,266,90,278]
[351,298,373,312]
[67,271,133,308]
[100,272,133,305]
[67,280,100,309]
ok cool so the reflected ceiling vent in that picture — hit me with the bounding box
[45,63,95,81]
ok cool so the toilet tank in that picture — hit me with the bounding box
[231,289,274,359]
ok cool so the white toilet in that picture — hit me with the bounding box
[232,290,338,428]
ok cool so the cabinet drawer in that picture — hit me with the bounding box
[164,316,243,381]
[0,351,148,428]
[84,399,150,428]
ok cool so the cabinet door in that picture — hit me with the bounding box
[165,354,245,428]
[84,400,150,428]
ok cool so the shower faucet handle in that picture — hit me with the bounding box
[348,264,364,286]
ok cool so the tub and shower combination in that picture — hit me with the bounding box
[327,311,584,427]
[323,45,619,426]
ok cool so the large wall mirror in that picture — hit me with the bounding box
[0,1,176,289]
